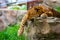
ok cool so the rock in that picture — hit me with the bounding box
[43,0,60,8]
[5,10,17,25]
[0,10,27,26]
[0,18,6,31]
[24,17,60,40]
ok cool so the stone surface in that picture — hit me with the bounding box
[24,17,60,40]
[43,0,60,8]
[0,10,27,31]
[0,18,6,31]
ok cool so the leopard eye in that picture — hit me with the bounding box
[34,8,40,12]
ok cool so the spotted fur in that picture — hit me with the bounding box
[18,5,55,36]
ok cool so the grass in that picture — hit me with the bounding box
[0,23,26,40]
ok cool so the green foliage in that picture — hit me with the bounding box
[20,5,27,10]
[0,23,26,40]
[55,7,60,13]
[8,5,27,10]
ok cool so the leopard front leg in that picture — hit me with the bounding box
[18,14,28,36]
